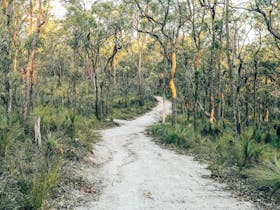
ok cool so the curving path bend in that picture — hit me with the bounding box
[77,97,257,210]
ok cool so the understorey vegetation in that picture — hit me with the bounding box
[0,96,156,209]
[0,0,279,209]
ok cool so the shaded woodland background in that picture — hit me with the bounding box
[0,0,279,209]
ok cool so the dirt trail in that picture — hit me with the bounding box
[77,97,257,210]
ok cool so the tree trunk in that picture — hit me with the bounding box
[236,94,241,134]
[253,58,258,125]
[264,104,269,122]
[72,47,78,111]
[137,32,144,106]
[2,0,13,124]
[24,49,35,118]
[23,0,45,118]
[225,0,237,137]
[34,116,42,148]
[210,96,215,125]
[194,70,199,131]
[209,5,216,129]
[221,92,225,128]
[169,51,177,128]
[95,73,100,120]
[100,81,104,120]
[162,94,166,124]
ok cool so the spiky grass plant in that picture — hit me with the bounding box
[239,136,263,169]
[248,157,280,197]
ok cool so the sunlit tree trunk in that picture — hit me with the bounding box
[264,104,269,122]
[24,0,45,118]
[1,0,7,8]
[170,50,177,128]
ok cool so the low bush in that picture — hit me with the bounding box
[150,124,192,148]
[239,136,263,169]
[248,157,280,197]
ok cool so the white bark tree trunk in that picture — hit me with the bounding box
[34,116,42,148]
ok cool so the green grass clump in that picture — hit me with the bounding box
[248,157,280,196]
[150,123,193,148]
[26,161,61,209]
[111,96,157,120]
[239,136,263,169]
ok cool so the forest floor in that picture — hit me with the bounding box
[55,97,261,210]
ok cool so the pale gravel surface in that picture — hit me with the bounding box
[76,97,257,210]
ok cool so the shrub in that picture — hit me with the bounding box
[26,160,61,209]
[200,123,221,137]
[248,157,280,197]
[272,134,280,148]
[252,128,262,143]
[212,132,240,167]
[150,124,190,148]
[264,132,272,144]
[239,136,263,169]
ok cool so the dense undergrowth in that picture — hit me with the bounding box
[0,95,156,210]
[149,114,280,203]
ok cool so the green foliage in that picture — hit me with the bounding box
[239,136,263,169]
[248,157,280,196]
[24,34,45,49]
[111,96,157,120]
[0,123,24,159]
[252,128,263,143]
[272,135,280,148]
[150,123,192,148]
[264,132,272,144]
[213,132,238,165]
[26,161,60,209]
[0,0,279,207]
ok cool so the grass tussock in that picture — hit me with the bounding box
[247,157,280,196]
[149,124,194,149]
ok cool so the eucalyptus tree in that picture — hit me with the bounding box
[184,0,207,131]
[251,0,280,41]
[23,0,50,118]
[199,0,219,130]
[0,0,33,122]
[64,0,123,119]
[134,0,189,128]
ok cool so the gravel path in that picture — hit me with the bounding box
[77,97,257,210]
